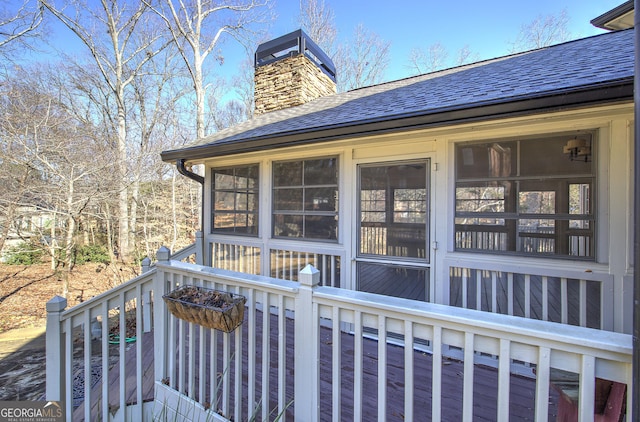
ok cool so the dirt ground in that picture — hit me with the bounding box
[0,262,140,332]
[0,262,140,401]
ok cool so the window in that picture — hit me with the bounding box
[272,157,338,240]
[211,165,259,235]
[359,161,429,260]
[455,133,595,259]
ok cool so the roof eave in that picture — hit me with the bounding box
[161,79,633,163]
[591,0,634,30]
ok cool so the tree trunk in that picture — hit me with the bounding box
[129,177,139,257]
[117,97,130,262]
[194,54,205,140]
[62,178,77,298]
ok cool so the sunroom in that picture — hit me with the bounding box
[163,26,633,334]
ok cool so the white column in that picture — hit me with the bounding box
[153,246,171,385]
[195,230,204,265]
[295,264,320,421]
[45,295,67,402]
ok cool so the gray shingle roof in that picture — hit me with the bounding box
[162,29,634,162]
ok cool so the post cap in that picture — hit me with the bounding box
[46,295,68,312]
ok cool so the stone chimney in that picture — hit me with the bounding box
[254,29,337,115]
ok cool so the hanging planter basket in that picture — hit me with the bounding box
[163,285,246,333]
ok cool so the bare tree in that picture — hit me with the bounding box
[509,9,571,52]
[336,24,390,91]
[454,45,479,67]
[0,67,115,296]
[0,0,44,57]
[407,42,481,76]
[297,0,336,55]
[407,42,448,75]
[297,1,389,92]
[41,0,168,261]
[144,0,272,140]
[128,47,190,255]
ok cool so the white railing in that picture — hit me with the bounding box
[313,287,631,421]
[47,247,632,421]
[157,264,299,421]
[46,267,156,421]
[209,238,343,287]
[269,247,341,287]
[445,258,614,330]
[210,240,262,275]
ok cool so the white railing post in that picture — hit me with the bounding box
[153,246,171,386]
[46,295,67,402]
[295,264,320,421]
[195,230,204,265]
[141,256,151,273]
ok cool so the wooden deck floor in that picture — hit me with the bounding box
[73,312,559,421]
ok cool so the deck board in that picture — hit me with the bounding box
[72,311,558,421]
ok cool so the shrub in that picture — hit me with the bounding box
[75,244,111,265]
[3,241,44,265]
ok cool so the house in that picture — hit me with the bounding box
[162,22,634,332]
[46,3,635,421]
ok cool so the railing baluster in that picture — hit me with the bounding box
[579,355,596,422]
[353,310,363,421]
[198,324,205,402]
[277,295,287,420]
[580,279,587,327]
[178,318,185,394]
[404,320,414,421]
[118,292,126,414]
[524,274,531,319]
[136,284,144,420]
[497,339,510,422]
[491,271,497,313]
[261,290,270,421]
[507,272,514,316]
[534,346,550,421]
[168,314,176,390]
[475,270,482,311]
[234,322,243,421]
[463,332,475,421]
[210,327,218,412]
[462,268,468,308]
[378,314,387,420]
[222,331,230,417]
[83,309,91,421]
[101,300,109,422]
[542,276,549,321]
[64,318,73,420]
[432,325,442,421]
[332,306,341,422]
[247,289,256,417]
[561,277,568,324]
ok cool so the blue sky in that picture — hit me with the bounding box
[262,0,625,81]
[34,0,626,85]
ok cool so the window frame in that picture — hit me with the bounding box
[210,164,260,237]
[357,159,431,262]
[271,156,339,241]
[453,132,596,260]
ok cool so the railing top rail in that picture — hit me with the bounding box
[313,286,632,359]
[59,268,157,320]
[443,255,612,282]
[168,243,197,262]
[158,260,300,294]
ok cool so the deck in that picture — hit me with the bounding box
[73,310,560,421]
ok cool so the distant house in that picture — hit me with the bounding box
[1,205,53,261]
[162,15,634,333]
